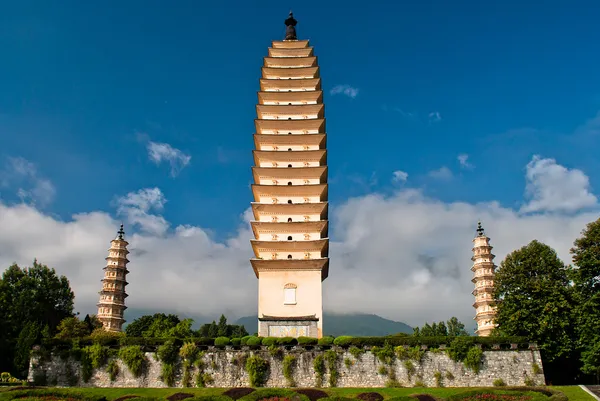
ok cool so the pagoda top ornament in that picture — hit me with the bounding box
[284,11,298,41]
[476,221,485,237]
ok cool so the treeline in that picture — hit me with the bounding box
[1,217,599,384]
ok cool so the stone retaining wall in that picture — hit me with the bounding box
[28,347,545,388]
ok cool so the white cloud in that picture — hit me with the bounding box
[521,155,598,213]
[428,166,453,180]
[146,141,191,177]
[457,154,473,169]
[1,183,597,329]
[114,188,169,236]
[0,157,56,206]
[392,170,409,183]
[330,85,359,99]
[428,111,442,123]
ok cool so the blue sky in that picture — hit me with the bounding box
[1,1,600,323]
[2,0,599,237]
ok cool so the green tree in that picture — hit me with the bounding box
[83,314,103,333]
[54,317,90,339]
[436,321,448,336]
[229,324,249,338]
[493,240,575,362]
[570,218,600,382]
[0,260,75,374]
[207,321,219,338]
[125,313,180,337]
[169,318,194,338]
[217,314,228,337]
[142,314,182,338]
[446,317,469,336]
[13,321,42,378]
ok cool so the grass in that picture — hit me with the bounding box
[0,386,595,401]
[552,387,596,401]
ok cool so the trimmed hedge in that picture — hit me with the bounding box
[38,335,530,353]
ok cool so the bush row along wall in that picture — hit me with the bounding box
[28,346,545,388]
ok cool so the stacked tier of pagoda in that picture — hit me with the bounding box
[250,20,328,338]
[96,225,130,332]
[471,222,498,336]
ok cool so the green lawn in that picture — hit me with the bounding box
[0,386,596,401]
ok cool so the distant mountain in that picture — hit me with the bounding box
[236,313,413,337]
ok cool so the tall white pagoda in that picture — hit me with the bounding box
[97,224,130,332]
[250,12,329,338]
[471,222,498,336]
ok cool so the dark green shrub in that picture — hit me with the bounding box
[313,354,325,387]
[276,336,297,346]
[318,336,334,346]
[245,337,262,347]
[349,346,364,359]
[85,343,108,369]
[333,336,353,346]
[118,345,146,377]
[493,378,506,386]
[372,342,395,365]
[447,337,474,362]
[283,354,296,387]
[157,340,180,386]
[245,355,269,387]
[464,346,483,374]
[261,337,278,346]
[106,359,119,381]
[324,349,339,387]
[298,336,318,346]
[214,337,230,347]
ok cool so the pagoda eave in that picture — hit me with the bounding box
[251,258,329,280]
[262,66,319,80]
[258,90,323,105]
[263,56,318,68]
[97,302,127,309]
[251,238,329,256]
[268,47,314,58]
[252,166,327,183]
[103,266,130,274]
[255,118,325,134]
[256,103,325,119]
[260,78,321,92]
[250,220,328,238]
[253,149,327,166]
[105,256,130,263]
[254,133,326,149]
[252,183,328,201]
[99,290,129,298]
[251,202,328,220]
[271,40,310,49]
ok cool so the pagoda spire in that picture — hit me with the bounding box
[284,11,298,41]
[97,224,130,332]
[251,24,327,338]
[471,221,498,336]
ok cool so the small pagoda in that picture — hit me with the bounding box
[250,12,329,338]
[471,222,498,336]
[97,224,130,332]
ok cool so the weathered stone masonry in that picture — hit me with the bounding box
[29,347,545,388]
